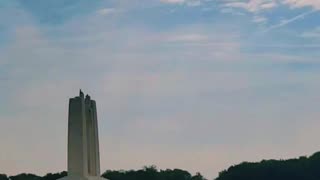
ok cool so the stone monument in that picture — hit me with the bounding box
[59,90,107,180]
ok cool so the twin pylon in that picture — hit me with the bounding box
[59,90,106,180]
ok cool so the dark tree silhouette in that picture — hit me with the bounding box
[160,168,192,180]
[102,165,206,180]
[9,173,40,180]
[0,174,8,180]
[192,172,207,180]
[42,171,67,180]
[3,152,320,180]
[216,152,320,180]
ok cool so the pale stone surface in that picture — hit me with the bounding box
[59,90,107,180]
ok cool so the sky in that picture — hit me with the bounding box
[1,0,320,179]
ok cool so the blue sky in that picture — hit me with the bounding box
[1,0,320,179]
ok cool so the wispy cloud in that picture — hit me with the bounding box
[96,8,118,16]
[253,15,268,23]
[160,0,203,6]
[165,33,208,42]
[187,0,202,7]
[220,8,246,16]
[160,0,185,4]
[283,0,320,9]
[262,9,317,32]
[221,0,320,12]
[302,26,320,38]
[223,0,277,13]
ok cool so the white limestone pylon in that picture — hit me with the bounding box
[59,90,107,180]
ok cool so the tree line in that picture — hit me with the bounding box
[0,166,207,180]
[216,151,320,180]
[2,151,320,180]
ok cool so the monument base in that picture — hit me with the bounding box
[58,176,108,180]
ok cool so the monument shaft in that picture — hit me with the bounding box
[68,95,88,177]
[62,90,104,180]
[85,97,100,176]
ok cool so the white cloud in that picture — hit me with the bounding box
[253,15,268,23]
[165,33,208,42]
[160,0,202,6]
[221,0,319,29]
[160,0,185,4]
[96,8,118,15]
[302,27,320,38]
[262,9,316,32]
[160,0,319,10]
[224,0,277,13]
[222,0,320,12]
[187,0,202,6]
[283,0,320,9]
[220,8,246,15]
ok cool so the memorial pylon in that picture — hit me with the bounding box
[59,90,106,180]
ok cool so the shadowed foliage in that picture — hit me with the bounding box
[42,172,67,180]
[102,166,207,180]
[3,167,206,180]
[216,152,320,180]
[4,152,320,180]
[0,174,8,180]
[9,173,41,180]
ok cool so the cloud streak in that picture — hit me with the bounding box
[283,0,320,9]
[262,9,317,32]
[223,0,277,12]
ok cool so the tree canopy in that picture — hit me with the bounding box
[216,151,320,180]
[102,166,207,180]
[1,167,206,180]
[3,152,320,180]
